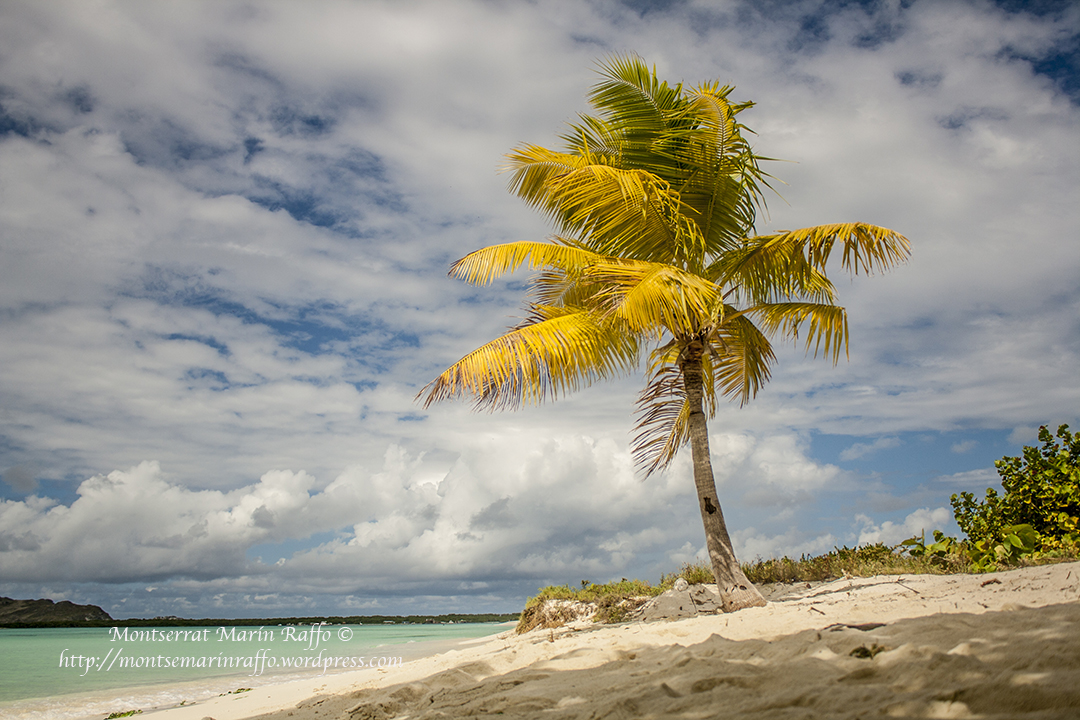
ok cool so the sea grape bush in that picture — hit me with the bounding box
[898,530,959,567]
[965,523,1039,571]
[896,424,1079,571]
[952,424,1080,552]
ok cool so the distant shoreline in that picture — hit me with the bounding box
[0,612,519,629]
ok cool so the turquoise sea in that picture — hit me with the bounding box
[0,622,507,719]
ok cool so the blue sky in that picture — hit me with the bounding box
[0,0,1077,619]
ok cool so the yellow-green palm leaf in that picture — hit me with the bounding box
[748,302,850,364]
[708,312,777,404]
[419,306,640,411]
[449,240,599,286]
[584,258,718,335]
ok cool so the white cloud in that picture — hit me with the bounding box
[855,507,955,546]
[933,468,999,489]
[950,440,977,453]
[0,434,696,590]
[666,541,706,569]
[840,437,901,461]
[0,425,860,612]
[0,461,331,583]
[1008,426,1040,445]
[710,432,848,507]
[734,527,840,563]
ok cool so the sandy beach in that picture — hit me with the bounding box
[138,562,1080,720]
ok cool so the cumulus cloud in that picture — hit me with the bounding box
[734,527,840,563]
[0,435,694,591]
[0,461,329,583]
[855,507,955,546]
[711,432,847,507]
[0,426,864,614]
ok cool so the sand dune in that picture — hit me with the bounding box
[149,562,1080,720]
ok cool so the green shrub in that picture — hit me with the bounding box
[965,523,1039,571]
[898,530,960,567]
[516,578,662,632]
[951,424,1080,555]
[521,578,662,609]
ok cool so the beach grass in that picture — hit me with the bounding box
[520,542,1080,631]
[738,542,967,583]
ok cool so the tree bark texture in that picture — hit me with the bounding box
[680,340,767,612]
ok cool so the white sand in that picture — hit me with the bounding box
[143,562,1080,720]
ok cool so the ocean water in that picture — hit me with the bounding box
[0,622,506,719]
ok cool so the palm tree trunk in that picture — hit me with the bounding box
[681,340,767,612]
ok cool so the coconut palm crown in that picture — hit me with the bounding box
[419,55,910,611]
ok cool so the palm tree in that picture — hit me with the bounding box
[419,55,910,612]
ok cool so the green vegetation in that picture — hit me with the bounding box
[524,579,664,605]
[518,546,961,631]
[849,644,887,659]
[0,596,111,626]
[668,542,968,588]
[105,711,141,719]
[741,542,969,583]
[517,579,667,632]
[952,424,1079,569]
[518,424,1079,627]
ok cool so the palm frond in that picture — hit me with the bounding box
[503,145,597,223]
[449,240,600,286]
[751,223,911,278]
[632,363,690,477]
[588,54,687,140]
[559,114,625,161]
[585,54,710,180]
[748,302,849,363]
[585,259,718,336]
[709,235,839,305]
[633,338,732,475]
[687,167,763,255]
[545,164,681,256]
[529,162,716,268]
[708,314,776,405]
[417,307,640,411]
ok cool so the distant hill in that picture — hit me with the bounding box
[0,597,112,625]
[0,599,516,627]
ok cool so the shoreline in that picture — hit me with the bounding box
[0,626,512,720]
[150,562,1080,720]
